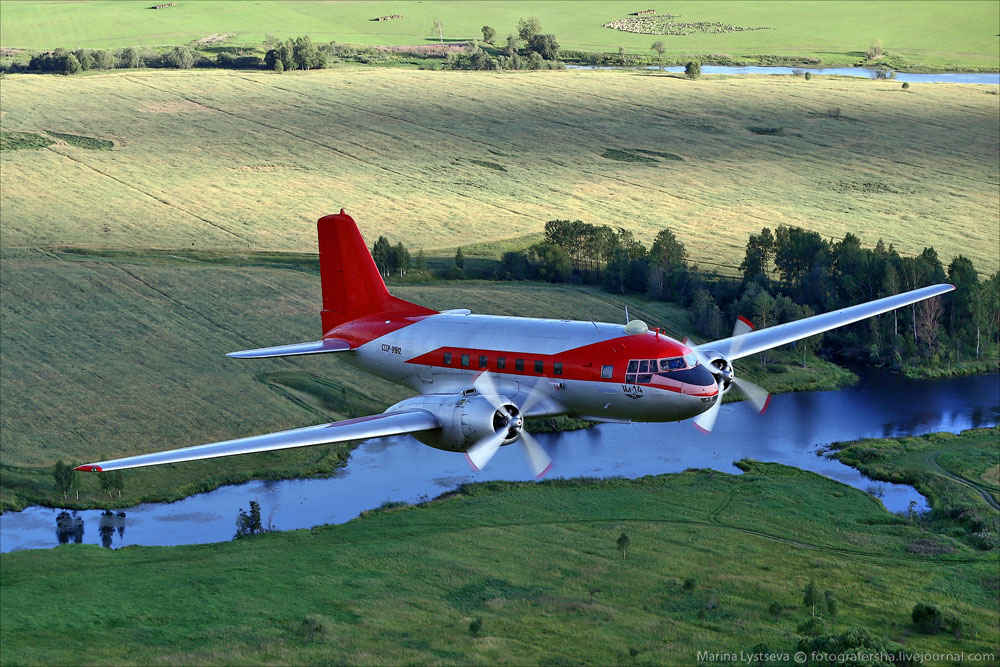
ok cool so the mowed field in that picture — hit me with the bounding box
[2,1,998,70]
[2,68,998,275]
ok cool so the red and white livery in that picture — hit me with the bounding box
[76,211,954,477]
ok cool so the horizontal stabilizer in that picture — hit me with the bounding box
[227,338,352,359]
[75,410,440,472]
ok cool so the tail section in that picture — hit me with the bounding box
[318,210,435,335]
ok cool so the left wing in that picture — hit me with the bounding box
[226,338,351,359]
[697,283,953,361]
[75,410,440,472]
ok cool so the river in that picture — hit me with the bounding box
[1,371,997,553]
[567,64,1000,84]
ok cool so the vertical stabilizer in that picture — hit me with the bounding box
[317,210,434,335]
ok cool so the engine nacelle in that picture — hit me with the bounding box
[698,349,735,395]
[384,394,522,452]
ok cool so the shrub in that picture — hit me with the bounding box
[469,617,483,636]
[902,82,910,90]
[161,46,194,69]
[685,60,701,79]
[768,601,783,618]
[300,614,331,642]
[119,47,141,68]
[683,577,697,591]
[63,54,81,75]
[797,617,825,636]
[912,603,943,634]
[804,71,813,80]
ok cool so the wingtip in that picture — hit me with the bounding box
[75,464,103,472]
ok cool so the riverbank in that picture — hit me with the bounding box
[2,430,997,664]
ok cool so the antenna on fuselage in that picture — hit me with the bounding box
[624,304,630,324]
[587,315,601,332]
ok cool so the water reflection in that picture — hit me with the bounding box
[3,371,997,553]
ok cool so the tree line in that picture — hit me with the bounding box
[444,17,564,71]
[379,219,999,371]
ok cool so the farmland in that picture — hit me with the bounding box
[2,68,997,274]
[1,1,998,71]
[1,429,997,665]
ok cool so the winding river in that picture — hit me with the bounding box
[1,371,997,553]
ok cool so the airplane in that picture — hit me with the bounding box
[76,210,954,478]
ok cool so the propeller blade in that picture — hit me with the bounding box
[732,377,772,415]
[518,375,552,415]
[730,316,755,357]
[692,397,722,433]
[465,429,508,472]
[473,371,504,410]
[519,430,553,479]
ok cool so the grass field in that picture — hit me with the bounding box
[1,430,997,664]
[2,1,998,70]
[0,247,855,512]
[2,68,997,276]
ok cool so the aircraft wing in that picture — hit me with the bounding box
[227,338,351,359]
[75,410,440,472]
[697,283,954,361]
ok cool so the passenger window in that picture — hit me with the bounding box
[497,357,506,370]
[461,354,470,368]
[515,359,524,372]
[638,360,649,373]
[626,374,637,384]
[479,355,488,369]
[553,362,563,376]
[444,352,452,366]
[627,360,638,373]
[601,364,613,379]
[534,360,544,374]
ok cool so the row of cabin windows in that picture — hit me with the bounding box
[624,356,693,385]
[442,352,564,376]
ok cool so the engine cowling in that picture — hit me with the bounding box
[697,349,735,395]
[384,394,522,452]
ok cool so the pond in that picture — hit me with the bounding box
[1,371,997,552]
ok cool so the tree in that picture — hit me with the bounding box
[273,58,284,73]
[517,17,541,43]
[454,247,465,269]
[63,53,81,75]
[797,305,822,366]
[648,228,687,298]
[685,61,701,79]
[372,236,392,277]
[112,470,125,498]
[504,34,519,57]
[866,39,883,60]
[803,580,821,616]
[74,49,94,71]
[527,34,559,61]
[119,47,141,69]
[691,289,723,339]
[740,227,775,283]
[825,590,838,618]
[69,468,81,501]
[914,296,943,355]
[432,19,444,44]
[616,532,630,559]
[415,248,427,272]
[100,471,114,498]
[161,46,194,69]
[390,242,411,278]
[651,40,666,61]
[292,36,326,70]
[481,25,496,44]
[911,603,943,634]
[93,50,114,70]
[53,461,72,500]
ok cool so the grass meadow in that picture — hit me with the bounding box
[1,68,997,275]
[2,442,997,664]
[1,1,998,70]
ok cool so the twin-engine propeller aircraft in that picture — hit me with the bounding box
[77,211,953,478]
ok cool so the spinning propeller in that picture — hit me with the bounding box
[686,316,772,433]
[465,372,554,478]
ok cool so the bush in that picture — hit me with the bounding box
[902,82,910,90]
[912,602,943,634]
[768,601,783,618]
[300,614,331,642]
[161,46,194,69]
[119,47,141,68]
[685,61,701,79]
[683,577,697,591]
[797,617,825,636]
[469,617,483,636]
[804,71,813,81]
[63,54,81,75]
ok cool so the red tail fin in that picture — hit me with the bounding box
[318,210,434,335]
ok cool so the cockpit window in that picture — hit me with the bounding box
[638,360,649,373]
[662,357,685,371]
[684,353,698,367]
[627,360,638,373]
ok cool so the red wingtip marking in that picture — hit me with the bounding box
[760,394,772,415]
[736,315,755,330]
[464,453,480,472]
[535,462,553,480]
[693,423,711,434]
[74,465,102,472]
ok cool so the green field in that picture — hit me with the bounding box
[2,430,997,665]
[2,69,997,275]
[2,1,998,70]
[0,247,855,512]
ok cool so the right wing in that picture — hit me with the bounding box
[75,410,440,472]
[697,283,954,361]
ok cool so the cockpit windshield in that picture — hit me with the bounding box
[626,355,699,385]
